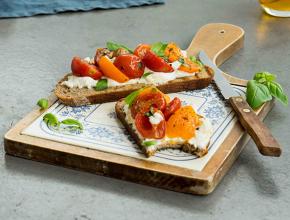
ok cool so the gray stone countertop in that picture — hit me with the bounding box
[0,0,289,219]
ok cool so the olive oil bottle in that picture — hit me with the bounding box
[259,0,290,17]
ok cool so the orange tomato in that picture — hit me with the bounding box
[178,58,201,73]
[98,56,129,83]
[164,42,182,63]
[166,106,201,140]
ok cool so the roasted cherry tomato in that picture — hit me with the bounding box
[71,57,103,80]
[142,50,174,72]
[164,42,182,63]
[166,106,201,140]
[114,54,145,79]
[134,44,151,59]
[131,91,166,118]
[135,111,166,139]
[163,97,182,120]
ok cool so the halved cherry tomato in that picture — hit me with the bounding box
[131,91,166,118]
[166,106,201,140]
[71,57,103,80]
[114,54,145,79]
[142,50,174,73]
[164,42,182,63]
[178,58,201,73]
[134,44,151,59]
[135,111,165,139]
[163,97,182,120]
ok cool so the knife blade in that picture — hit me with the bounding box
[198,51,281,157]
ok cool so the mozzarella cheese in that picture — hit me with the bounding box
[149,112,164,125]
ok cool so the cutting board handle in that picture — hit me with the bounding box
[186,23,246,86]
[186,23,245,65]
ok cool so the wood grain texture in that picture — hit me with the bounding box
[229,96,281,157]
[186,23,248,86]
[4,23,274,195]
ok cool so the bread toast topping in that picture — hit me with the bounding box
[62,41,205,90]
[119,87,213,157]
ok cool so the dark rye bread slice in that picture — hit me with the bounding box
[55,66,214,106]
[115,99,209,158]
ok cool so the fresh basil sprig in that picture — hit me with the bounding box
[106,41,133,53]
[246,80,272,109]
[151,42,168,57]
[37,98,49,110]
[142,140,157,147]
[95,79,108,91]
[124,88,144,106]
[43,113,83,131]
[61,118,83,130]
[189,55,204,68]
[142,72,153,78]
[43,113,59,127]
[246,72,288,109]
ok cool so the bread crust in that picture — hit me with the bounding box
[55,66,214,106]
[115,99,209,158]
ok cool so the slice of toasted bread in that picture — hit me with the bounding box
[55,66,214,106]
[115,99,209,158]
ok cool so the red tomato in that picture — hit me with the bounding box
[163,97,182,120]
[135,111,166,139]
[134,44,151,59]
[114,54,145,79]
[71,57,103,80]
[131,92,166,118]
[142,50,174,72]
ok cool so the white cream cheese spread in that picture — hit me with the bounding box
[149,112,164,125]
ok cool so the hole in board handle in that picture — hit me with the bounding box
[219,30,225,34]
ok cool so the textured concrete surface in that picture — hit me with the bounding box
[1,0,290,219]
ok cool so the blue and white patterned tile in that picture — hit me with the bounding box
[22,84,245,171]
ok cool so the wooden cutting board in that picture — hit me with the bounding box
[4,23,274,195]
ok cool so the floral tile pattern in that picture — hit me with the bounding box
[22,84,245,171]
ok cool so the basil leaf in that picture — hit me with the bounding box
[43,113,59,127]
[254,72,276,83]
[106,41,133,53]
[246,80,272,109]
[151,42,168,57]
[142,140,157,147]
[95,79,108,91]
[37,98,48,110]
[124,88,144,107]
[266,81,288,105]
[189,55,197,62]
[142,72,153,78]
[61,118,83,130]
[189,55,204,68]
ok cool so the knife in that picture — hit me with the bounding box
[198,51,281,157]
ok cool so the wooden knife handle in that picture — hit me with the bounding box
[229,96,281,157]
